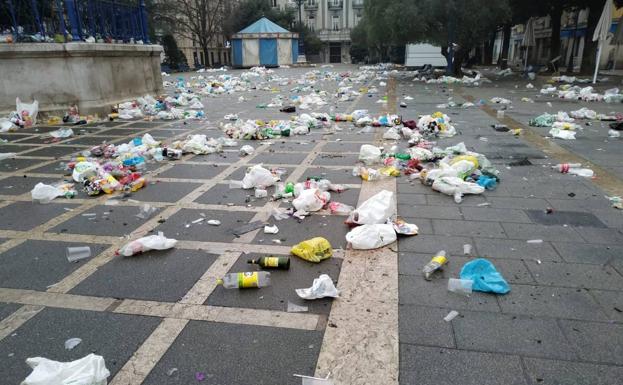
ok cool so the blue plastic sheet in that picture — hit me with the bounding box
[459,258,510,294]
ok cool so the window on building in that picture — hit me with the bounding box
[333,15,340,31]
[308,16,315,31]
[200,51,205,65]
[353,12,361,26]
[271,0,277,7]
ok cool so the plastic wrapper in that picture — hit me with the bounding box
[241,165,276,189]
[290,237,332,263]
[31,182,75,203]
[295,274,339,300]
[21,354,110,385]
[346,223,397,249]
[292,189,330,212]
[358,144,382,165]
[347,190,395,224]
[432,176,485,203]
[117,232,177,256]
[549,127,576,140]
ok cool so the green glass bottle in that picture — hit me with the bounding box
[247,256,290,270]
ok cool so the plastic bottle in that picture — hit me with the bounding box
[284,182,295,194]
[422,251,448,280]
[552,163,582,173]
[217,272,271,289]
[247,256,290,269]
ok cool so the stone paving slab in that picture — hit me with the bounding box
[0,201,76,231]
[129,181,204,203]
[522,357,623,385]
[559,320,623,365]
[194,183,274,207]
[49,205,160,236]
[0,240,109,291]
[399,305,455,348]
[71,249,219,302]
[154,208,256,242]
[0,302,22,321]
[452,311,577,360]
[0,158,44,172]
[0,308,160,384]
[156,164,228,180]
[142,321,323,385]
[400,345,527,385]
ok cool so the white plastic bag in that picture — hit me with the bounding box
[21,353,110,385]
[358,144,381,165]
[241,165,275,189]
[117,232,177,256]
[16,97,39,126]
[0,152,16,160]
[292,188,330,212]
[239,145,254,156]
[31,183,65,203]
[348,190,395,224]
[549,128,576,140]
[346,224,397,249]
[432,176,485,203]
[49,128,74,138]
[296,274,339,300]
[72,161,98,182]
[382,127,401,140]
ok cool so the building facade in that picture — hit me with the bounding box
[492,6,623,71]
[274,0,364,63]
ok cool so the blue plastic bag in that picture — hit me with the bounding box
[459,258,510,294]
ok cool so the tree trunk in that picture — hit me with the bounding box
[441,46,452,73]
[484,32,495,64]
[203,46,210,67]
[452,48,468,76]
[549,7,563,64]
[580,2,603,74]
[500,24,511,69]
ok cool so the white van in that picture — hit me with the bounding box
[404,44,447,68]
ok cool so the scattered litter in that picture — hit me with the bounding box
[463,244,472,255]
[423,250,448,280]
[527,239,543,244]
[392,218,419,235]
[347,190,394,224]
[64,338,82,350]
[460,259,510,294]
[66,246,92,262]
[346,223,397,249]
[443,310,459,322]
[231,221,266,236]
[291,237,332,263]
[136,204,157,219]
[166,368,178,377]
[31,182,76,203]
[239,145,254,156]
[207,219,221,226]
[264,225,279,234]
[21,354,109,385]
[296,274,339,299]
[287,302,309,313]
[116,232,177,256]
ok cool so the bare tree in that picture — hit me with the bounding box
[155,0,226,66]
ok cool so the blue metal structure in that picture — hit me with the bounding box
[1,0,150,43]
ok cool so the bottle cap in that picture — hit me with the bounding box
[216,279,224,285]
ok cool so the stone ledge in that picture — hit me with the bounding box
[0,43,162,59]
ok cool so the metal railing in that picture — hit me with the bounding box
[1,0,150,43]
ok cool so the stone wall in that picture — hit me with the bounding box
[0,43,164,117]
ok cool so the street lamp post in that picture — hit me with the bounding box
[292,0,306,63]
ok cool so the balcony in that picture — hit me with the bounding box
[318,29,351,42]
[304,1,318,10]
[352,0,364,8]
[328,0,343,10]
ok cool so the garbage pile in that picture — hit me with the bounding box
[539,84,623,103]
[222,113,328,140]
[29,132,231,202]
[0,97,39,132]
[114,94,205,121]
[414,73,487,86]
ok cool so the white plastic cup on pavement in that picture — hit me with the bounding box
[66,246,92,262]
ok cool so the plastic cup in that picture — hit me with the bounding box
[463,244,472,255]
[448,278,473,296]
[497,110,505,119]
[66,246,92,262]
